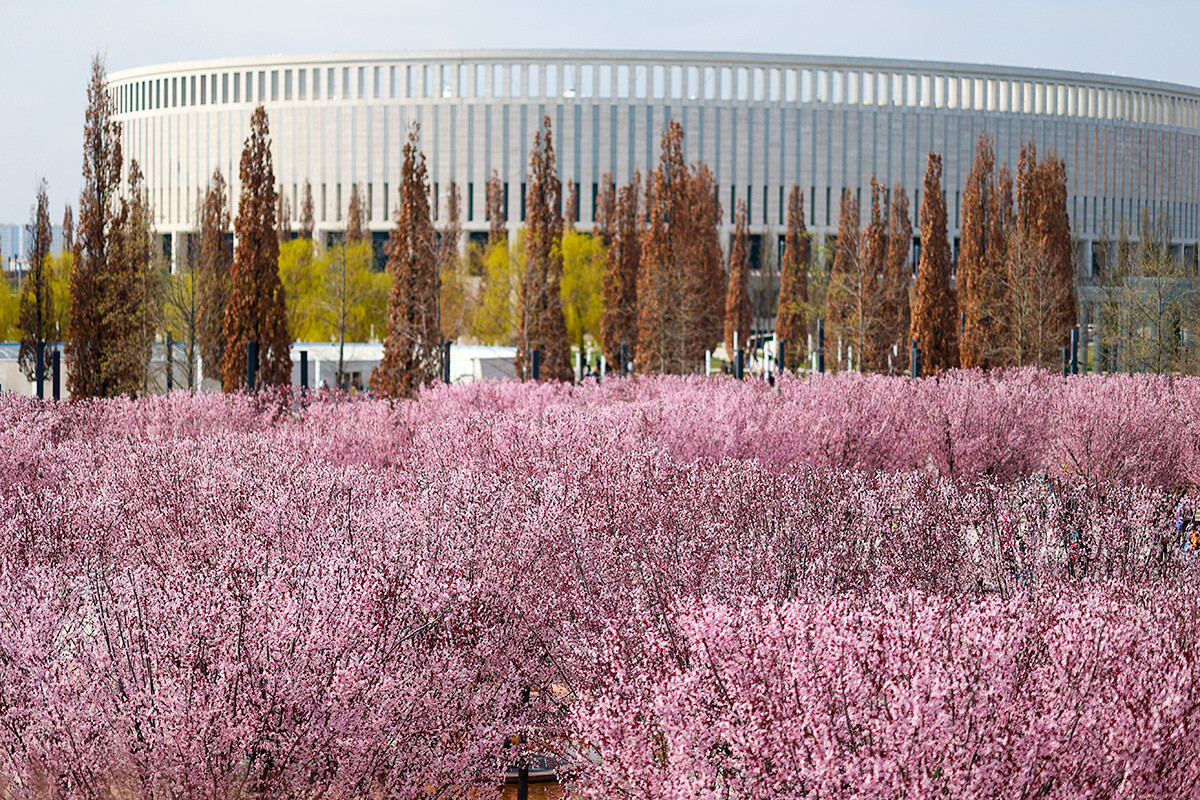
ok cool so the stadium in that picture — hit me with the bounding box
[108,49,1200,288]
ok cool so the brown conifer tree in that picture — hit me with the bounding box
[439,180,469,342]
[958,134,994,369]
[879,186,913,374]
[486,171,506,247]
[987,165,1015,360]
[62,204,74,254]
[826,189,861,370]
[775,185,809,370]
[687,164,726,364]
[600,173,640,369]
[910,153,959,375]
[346,183,365,244]
[516,116,572,381]
[594,173,616,247]
[860,178,888,372]
[299,180,315,241]
[373,125,441,397]
[19,180,54,381]
[221,106,291,391]
[637,122,724,373]
[69,55,151,398]
[117,160,162,394]
[724,200,752,360]
[277,191,292,243]
[565,180,579,229]
[197,170,232,384]
[69,55,123,397]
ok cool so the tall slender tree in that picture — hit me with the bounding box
[910,153,959,375]
[879,185,913,374]
[118,159,163,394]
[594,173,616,247]
[18,180,54,382]
[775,185,809,371]
[860,178,888,372]
[373,125,441,398]
[69,54,142,398]
[221,106,291,391]
[439,180,470,342]
[565,180,579,229]
[724,200,752,360]
[486,171,506,247]
[516,116,572,381]
[600,174,640,370]
[61,204,74,254]
[637,122,724,374]
[346,183,365,244]
[958,134,996,369]
[277,191,292,243]
[299,180,315,241]
[197,169,232,385]
[826,189,861,370]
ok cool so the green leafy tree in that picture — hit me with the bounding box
[470,239,521,345]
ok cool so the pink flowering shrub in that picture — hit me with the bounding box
[1,370,1198,798]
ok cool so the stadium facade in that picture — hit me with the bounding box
[108,49,1200,284]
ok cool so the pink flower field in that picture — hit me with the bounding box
[2,369,1199,799]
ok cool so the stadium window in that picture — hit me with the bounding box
[528,64,540,97]
[222,73,228,103]
[258,71,266,103]
[617,65,629,98]
[284,70,292,101]
[599,65,611,98]
[298,69,306,101]
[358,66,365,99]
[190,76,196,106]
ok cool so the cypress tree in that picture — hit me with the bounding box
[826,189,861,370]
[600,173,640,370]
[516,116,572,381]
[775,185,809,371]
[197,170,232,385]
[346,183,365,244]
[724,200,752,360]
[299,180,315,241]
[879,185,913,374]
[69,54,128,398]
[910,153,959,375]
[486,171,506,247]
[958,133,994,369]
[373,125,441,397]
[860,178,888,372]
[19,180,54,382]
[221,106,291,391]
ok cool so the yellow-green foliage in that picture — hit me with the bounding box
[280,240,389,343]
[560,228,606,347]
[0,274,18,341]
[470,239,522,345]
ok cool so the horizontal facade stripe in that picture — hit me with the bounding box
[107,50,1200,262]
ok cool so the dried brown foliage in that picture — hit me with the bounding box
[439,181,470,342]
[957,134,995,369]
[197,169,232,383]
[600,173,640,369]
[879,185,913,374]
[487,171,506,247]
[299,180,315,241]
[910,153,959,375]
[516,116,572,382]
[19,180,55,381]
[61,204,74,253]
[594,173,616,247]
[1016,143,1076,361]
[825,190,862,371]
[220,106,291,391]
[724,200,752,360]
[346,183,365,244]
[277,191,292,243]
[775,186,810,370]
[565,180,579,229]
[637,121,724,374]
[860,179,888,372]
[373,125,441,398]
[69,55,148,398]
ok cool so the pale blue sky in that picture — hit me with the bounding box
[2,0,1197,226]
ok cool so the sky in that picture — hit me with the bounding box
[2,0,1199,230]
